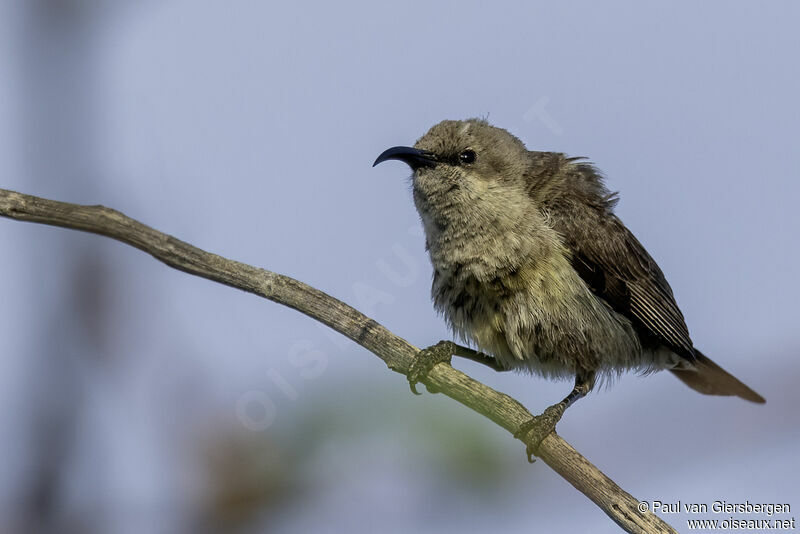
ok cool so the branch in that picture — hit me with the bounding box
[0,188,676,534]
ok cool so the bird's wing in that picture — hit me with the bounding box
[545,194,696,360]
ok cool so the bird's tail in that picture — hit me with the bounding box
[670,350,765,404]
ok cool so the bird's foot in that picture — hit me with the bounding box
[408,341,454,395]
[513,403,567,462]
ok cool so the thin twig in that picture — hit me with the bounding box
[0,188,676,533]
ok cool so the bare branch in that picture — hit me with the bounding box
[0,188,676,534]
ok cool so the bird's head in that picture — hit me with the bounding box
[374,119,533,236]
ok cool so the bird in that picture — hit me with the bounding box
[373,118,764,459]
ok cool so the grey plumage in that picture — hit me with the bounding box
[375,118,764,406]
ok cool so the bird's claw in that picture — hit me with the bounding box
[408,341,454,395]
[514,403,567,462]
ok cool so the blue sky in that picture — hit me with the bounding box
[1,1,798,532]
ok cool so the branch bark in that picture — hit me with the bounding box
[0,188,676,534]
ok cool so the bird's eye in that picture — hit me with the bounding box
[459,150,476,164]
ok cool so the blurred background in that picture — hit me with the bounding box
[1,1,798,532]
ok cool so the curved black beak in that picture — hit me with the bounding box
[373,146,438,170]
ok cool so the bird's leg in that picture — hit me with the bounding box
[450,344,508,372]
[408,340,507,395]
[514,370,596,462]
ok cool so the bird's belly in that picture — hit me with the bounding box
[434,256,644,379]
